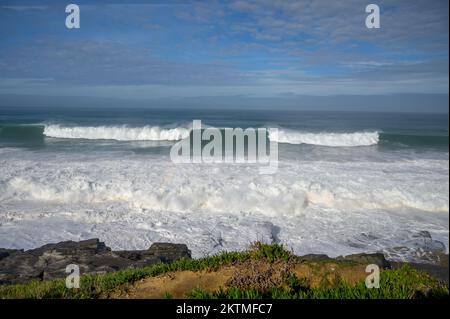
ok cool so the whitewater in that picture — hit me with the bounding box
[270,129,379,146]
[43,124,191,141]
[42,124,380,147]
[0,146,448,261]
[0,109,448,262]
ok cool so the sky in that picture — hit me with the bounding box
[0,0,448,112]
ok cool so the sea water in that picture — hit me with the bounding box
[0,106,448,262]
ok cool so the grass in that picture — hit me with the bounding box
[163,292,173,299]
[0,249,253,299]
[0,243,447,299]
[189,266,449,299]
[249,242,292,263]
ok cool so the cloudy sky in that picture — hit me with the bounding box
[0,0,448,111]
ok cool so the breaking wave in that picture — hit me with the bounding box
[43,124,190,141]
[270,130,379,147]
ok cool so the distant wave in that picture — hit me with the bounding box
[43,124,191,141]
[3,124,446,148]
[43,125,379,146]
[269,129,379,147]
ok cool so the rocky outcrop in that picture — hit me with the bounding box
[296,252,391,269]
[2,239,447,287]
[336,253,391,269]
[0,239,191,285]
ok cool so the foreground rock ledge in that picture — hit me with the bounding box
[1,239,448,285]
[0,239,191,285]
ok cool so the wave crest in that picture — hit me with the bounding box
[270,130,379,147]
[43,124,190,141]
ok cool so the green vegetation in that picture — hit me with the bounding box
[0,249,252,299]
[0,243,447,299]
[163,292,174,299]
[249,242,292,262]
[189,266,449,299]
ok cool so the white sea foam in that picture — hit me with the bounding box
[0,149,448,260]
[43,124,191,141]
[43,124,380,147]
[1,157,447,214]
[270,129,379,146]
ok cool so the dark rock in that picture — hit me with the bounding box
[0,248,21,261]
[411,287,433,299]
[0,239,191,285]
[298,254,332,262]
[148,243,191,262]
[28,238,109,257]
[391,254,449,285]
[336,253,391,269]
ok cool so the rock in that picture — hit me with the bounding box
[336,253,391,269]
[298,254,332,262]
[0,248,21,261]
[391,254,449,285]
[148,243,191,262]
[411,287,433,299]
[0,239,191,285]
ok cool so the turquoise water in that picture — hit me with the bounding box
[0,107,448,151]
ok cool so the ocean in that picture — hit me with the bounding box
[0,106,448,262]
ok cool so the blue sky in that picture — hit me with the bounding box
[0,0,448,110]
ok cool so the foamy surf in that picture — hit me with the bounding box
[43,124,191,141]
[270,130,379,147]
[43,124,380,147]
[0,151,448,260]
